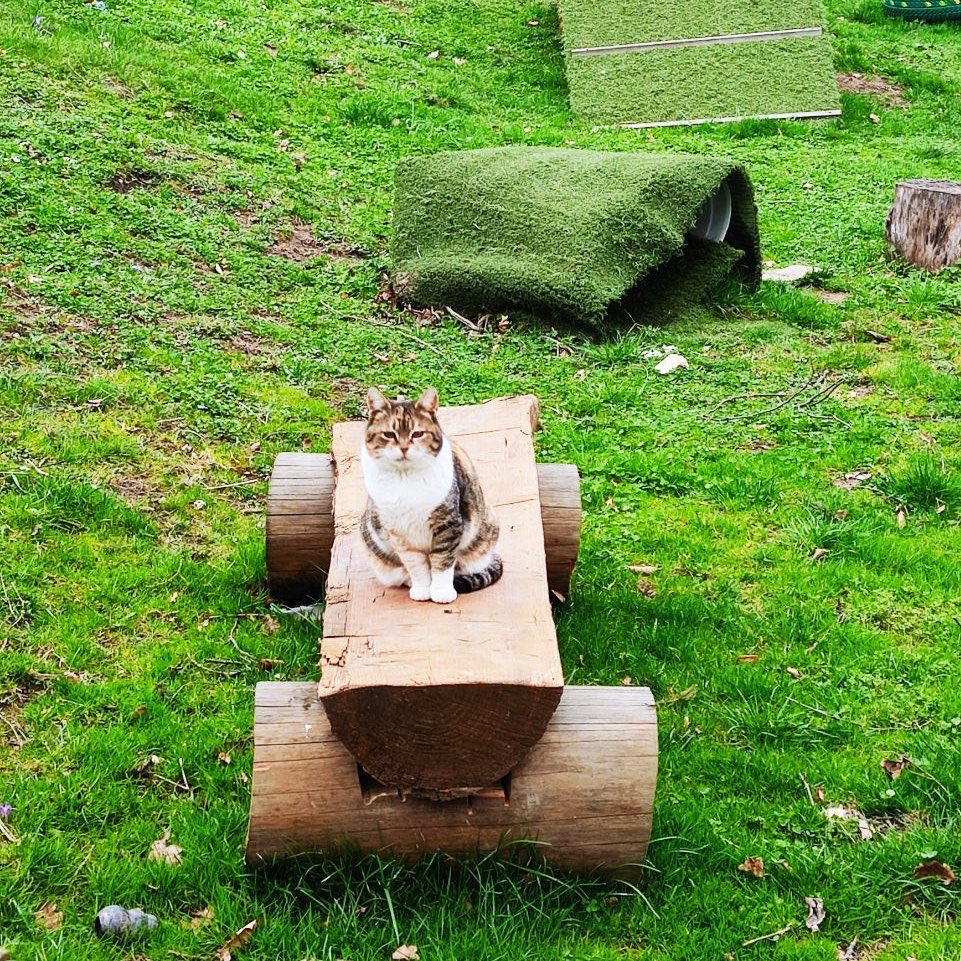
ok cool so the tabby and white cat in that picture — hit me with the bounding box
[360,387,503,604]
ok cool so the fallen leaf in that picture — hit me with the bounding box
[217,920,257,961]
[258,657,284,670]
[805,896,826,932]
[620,676,633,686]
[263,615,280,634]
[936,499,947,515]
[737,653,760,663]
[392,947,419,961]
[814,784,826,803]
[838,937,858,960]
[738,856,765,878]
[897,508,907,528]
[833,471,872,490]
[426,50,440,59]
[263,43,277,57]
[812,547,829,562]
[627,564,659,575]
[913,860,955,885]
[35,902,63,930]
[186,906,215,930]
[217,752,232,765]
[149,831,183,865]
[881,756,909,780]
[869,113,880,124]
[786,667,801,679]
[133,754,163,777]
[864,330,892,344]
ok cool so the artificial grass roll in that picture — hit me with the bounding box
[566,37,840,126]
[391,147,760,327]
[559,0,827,51]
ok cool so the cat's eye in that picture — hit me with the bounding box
[381,431,397,440]
[411,430,425,439]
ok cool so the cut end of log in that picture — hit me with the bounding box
[320,682,563,792]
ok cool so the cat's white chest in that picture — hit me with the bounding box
[361,442,454,549]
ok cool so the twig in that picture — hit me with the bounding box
[742,922,795,947]
[178,758,193,799]
[361,318,446,356]
[703,391,789,414]
[798,377,846,408]
[800,773,815,807]
[0,712,27,747]
[203,479,263,491]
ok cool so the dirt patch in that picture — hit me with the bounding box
[836,72,907,107]
[103,76,135,99]
[228,331,271,355]
[812,289,849,305]
[105,168,160,194]
[109,473,162,504]
[268,220,365,264]
[231,209,260,229]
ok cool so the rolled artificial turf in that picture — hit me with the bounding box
[559,0,827,51]
[883,0,961,20]
[391,147,760,327]
[566,36,840,127]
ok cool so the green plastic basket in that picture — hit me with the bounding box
[883,0,961,21]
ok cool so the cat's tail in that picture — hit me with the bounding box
[454,554,503,594]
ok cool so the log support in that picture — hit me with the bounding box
[246,683,657,876]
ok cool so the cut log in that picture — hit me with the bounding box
[266,456,581,604]
[320,395,563,793]
[246,682,657,876]
[886,179,961,272]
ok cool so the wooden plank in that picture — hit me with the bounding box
[570,26,823,56]
[246,684,657,876]
[619,109,841,130]
[318,396,564,792]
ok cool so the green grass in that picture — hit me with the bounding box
[1,0,961,957]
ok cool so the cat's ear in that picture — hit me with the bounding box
[415,387,439,414]
[366,387,390,417]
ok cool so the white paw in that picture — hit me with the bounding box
[430,585,457,604]
[409,584,432,602]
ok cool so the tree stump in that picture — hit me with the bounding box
[886,179,961,272]
[319,396,564,795]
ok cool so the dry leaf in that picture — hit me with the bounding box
[814,784,826,803]
[392,947,419,961]
[620,676,633,686]
[217,920,257,961]
[258,657,284,670]
[812,547,829,562]
[805,896,826,932]
[217,752,232,765]
[133,754,163,777]
[864,330,892,343]
[913,860,955,885]
[263,44,277,57]
[426,50,440,59]
[149,831,183,865]
[262,615,280,634]
[786,667,801,679]
[737,653,759,663]
[833,471,872,490]
[838,937,858,960]
[35,902,63,930]
[881,756,909,780]
[627,564,659,575]
[896,508,907,528]
[186,906,215,930]
[738,856,765,878]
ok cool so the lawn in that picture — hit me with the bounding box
[1,0,961,956]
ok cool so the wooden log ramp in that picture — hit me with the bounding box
[246,683,658,876]
[319,396,562,794]
[248,395,658,874]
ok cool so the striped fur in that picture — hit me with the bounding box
[359,387,502,604]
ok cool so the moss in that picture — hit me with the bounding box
[566,37,841,126]
[391,147,760,327]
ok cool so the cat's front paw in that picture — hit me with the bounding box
[409,584,432,602]
[430,585,457,604]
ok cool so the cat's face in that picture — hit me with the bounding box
[364,387,443,465]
